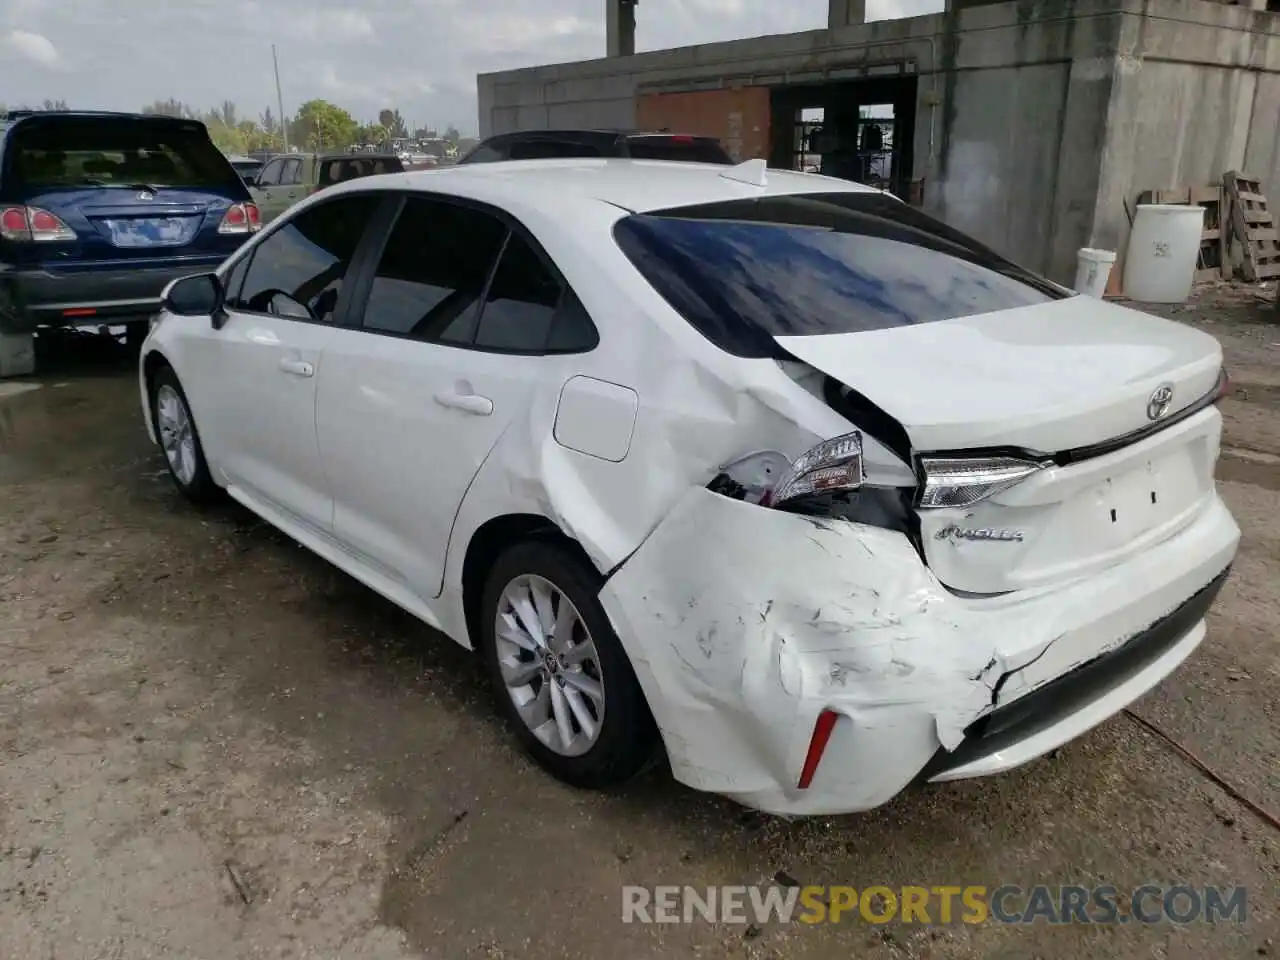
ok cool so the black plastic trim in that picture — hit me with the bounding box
[915,565,1231,783]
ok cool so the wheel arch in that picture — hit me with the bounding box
[459,513,600,651]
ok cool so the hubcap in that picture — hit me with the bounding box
[495,574,605,757]
[155,384,197,486]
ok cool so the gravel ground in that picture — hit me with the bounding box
[0,292,1277,959]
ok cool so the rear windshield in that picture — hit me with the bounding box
[625,137,732,164]
[318,155,404,186]
[5,117,239,189]
[612,192,1068,358]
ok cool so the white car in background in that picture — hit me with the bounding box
[138,158,1238,816]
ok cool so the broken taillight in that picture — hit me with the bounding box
[771,433,865,506]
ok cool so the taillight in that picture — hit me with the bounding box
[0,205,76,242]
[917,456,1046,509]
[0,206,27,241]
[218,202,262,235]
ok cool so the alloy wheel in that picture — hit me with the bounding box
[495,574,606,757]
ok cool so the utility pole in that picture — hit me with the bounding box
[272,44,289,153]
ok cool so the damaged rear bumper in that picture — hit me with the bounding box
[598,486,1239,816]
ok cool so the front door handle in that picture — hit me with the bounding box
[434,391,493,416]
[278,357,314,378]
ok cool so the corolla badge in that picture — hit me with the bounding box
[935,524,1025,544]
[1147,382,1175,421]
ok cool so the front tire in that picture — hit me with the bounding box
[150,366,219,503]
[479,540,657,789]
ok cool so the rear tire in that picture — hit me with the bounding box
[479,540,657,789]
[149,366,220,504]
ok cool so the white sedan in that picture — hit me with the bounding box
[139,158,1239,816]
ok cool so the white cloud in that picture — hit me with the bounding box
[0,0,944,133]
[3,28,59,66]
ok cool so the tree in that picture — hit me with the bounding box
[378,108,407,139]
[292,99,358,152]
[358,123,388,147]
[142,98,193,118]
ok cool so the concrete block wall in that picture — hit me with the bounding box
[1090,0,1280,279]
[478,0,1280,283]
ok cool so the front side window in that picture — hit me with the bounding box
[280,158,302,185]
[362,196,507,342]
[613,192,1068,358]
[256,159,284,186]
[230,194,379,323]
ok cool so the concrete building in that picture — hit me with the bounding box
[477,0,1280,285]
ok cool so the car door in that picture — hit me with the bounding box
[249,157,284,221]
[186,192,382,536]
[314,194,596,601]
[275,156,305,213]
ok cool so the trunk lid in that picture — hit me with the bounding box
[775,297,1225,595]
[18,186,237,263]
[774,297,1222,455]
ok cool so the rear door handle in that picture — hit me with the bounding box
[278,357,314,378]
[434,391,493,416]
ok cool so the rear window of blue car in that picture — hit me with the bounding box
[4,117,239,190]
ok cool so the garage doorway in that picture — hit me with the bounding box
[770,75,917,201]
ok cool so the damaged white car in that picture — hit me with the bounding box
[139,158,1239,816]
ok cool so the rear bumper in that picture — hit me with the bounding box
[0,258,225,333]
[599,485,1239,816]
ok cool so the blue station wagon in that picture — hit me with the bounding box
[0,111,260,343]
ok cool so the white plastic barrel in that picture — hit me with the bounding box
[1074,248,1116,298]
[1122,204,1205,303]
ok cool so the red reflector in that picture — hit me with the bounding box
[62,308,96,317]
[797,710,839,790]
[0,207,26,232]
[669,135,695,144]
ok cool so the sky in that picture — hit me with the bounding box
[0,0,944,135]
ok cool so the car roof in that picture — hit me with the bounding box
[3,109,199,123]
[339,157,880,215]
[487,129,718,140]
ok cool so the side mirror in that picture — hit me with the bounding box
[162,273,224,319]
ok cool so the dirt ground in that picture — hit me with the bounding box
[0,292,1277,960]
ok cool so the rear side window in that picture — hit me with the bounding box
[625,137,732,164]
[5,118,239,189]
[613,192,1067,358]
[231,194,379,322]
[362,196,507,343]
[508,139,604,160]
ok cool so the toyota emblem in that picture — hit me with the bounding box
[1146,383,1175,421]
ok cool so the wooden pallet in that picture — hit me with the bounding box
[1223,172,1280,282]
[1138,186,1227,281]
